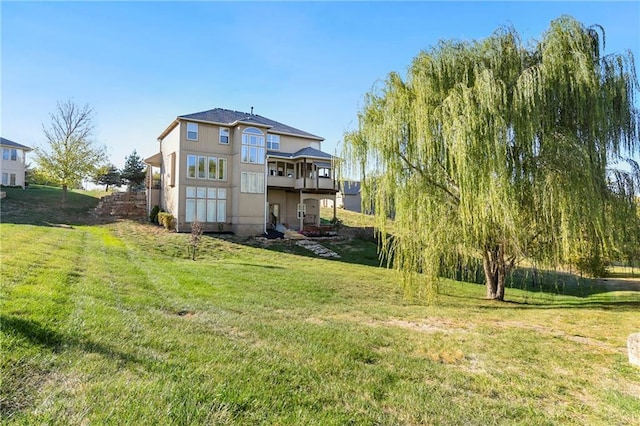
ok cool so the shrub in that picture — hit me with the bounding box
[149,205,161,224]
[157,212,175,231]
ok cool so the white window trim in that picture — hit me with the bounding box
[218,158,227,181]
[187,155,197,178]
[187,155,227,181]
[186,122,198,141]
[241,127,265,164]
[267,134,280,150]
[240,172,265,194]
[197,156,207,179]
[208,157,218,180]
[185,186,227,223]
[219,127,230,144]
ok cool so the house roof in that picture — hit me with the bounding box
[177,108,324,141]
[341,180,361,195]
[267,146,333,161]
[144,152,162,167]
[1,137,32,151]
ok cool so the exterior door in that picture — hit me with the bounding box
[269,203,280,227]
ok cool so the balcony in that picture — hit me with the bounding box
[267,157,337,192]
[295,176,336,191]
[267,174,337,191]
[267,174,295,188]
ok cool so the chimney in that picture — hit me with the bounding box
[250,106,254,115]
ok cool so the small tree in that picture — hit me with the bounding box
[93,164,122,191]
[189,221,204,260]
[34,100,106,202]
[121,150,146,192]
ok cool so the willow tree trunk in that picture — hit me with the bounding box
[482,243,508,300]
[61,183,68,204]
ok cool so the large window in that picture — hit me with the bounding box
[187,155,227,181]
[2,173,16,185]
[185,187,227,223]
[219,128,229,144]
[241,127,265,164]
[2,149,17,161]
[186,122,198,141]
[240,172,265,193]
[197,156,206,178]
[187,155,197,178]
[266,134,280,150]
[208,157,217,179]
[218,158,227,180]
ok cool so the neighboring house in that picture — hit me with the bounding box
[145,108,338,235]
[1,137,32,188]
[337,180,362,213]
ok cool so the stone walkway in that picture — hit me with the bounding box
[296,239,341,258]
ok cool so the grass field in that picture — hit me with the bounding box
[1,187,639,424]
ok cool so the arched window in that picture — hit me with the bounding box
[241,127,265,164]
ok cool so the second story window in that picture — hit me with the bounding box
[218,158,227,180]
[241,127,265,164]
[2,148,17,161]
[219,128,229,144]
[186,122,198,141]
[267,134,280,150]
[187,155,227,181]
[187,155,197,178]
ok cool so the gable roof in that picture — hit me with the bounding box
[1,137,32,151]
[177,108,324,141]
[267,146,333,161]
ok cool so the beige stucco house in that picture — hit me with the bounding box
[145,108,338,235]
[1,137,32,188]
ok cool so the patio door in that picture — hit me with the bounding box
[269,203,280,227]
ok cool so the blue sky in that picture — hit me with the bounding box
[2,1,639,169]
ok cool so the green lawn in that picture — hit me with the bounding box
[1,189,639,424]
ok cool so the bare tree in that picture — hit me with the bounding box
[189,221,204,260]
[34,100,107,202]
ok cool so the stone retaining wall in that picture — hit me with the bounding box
[92,192,147,219]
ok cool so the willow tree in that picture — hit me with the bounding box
[344,16,639,301]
